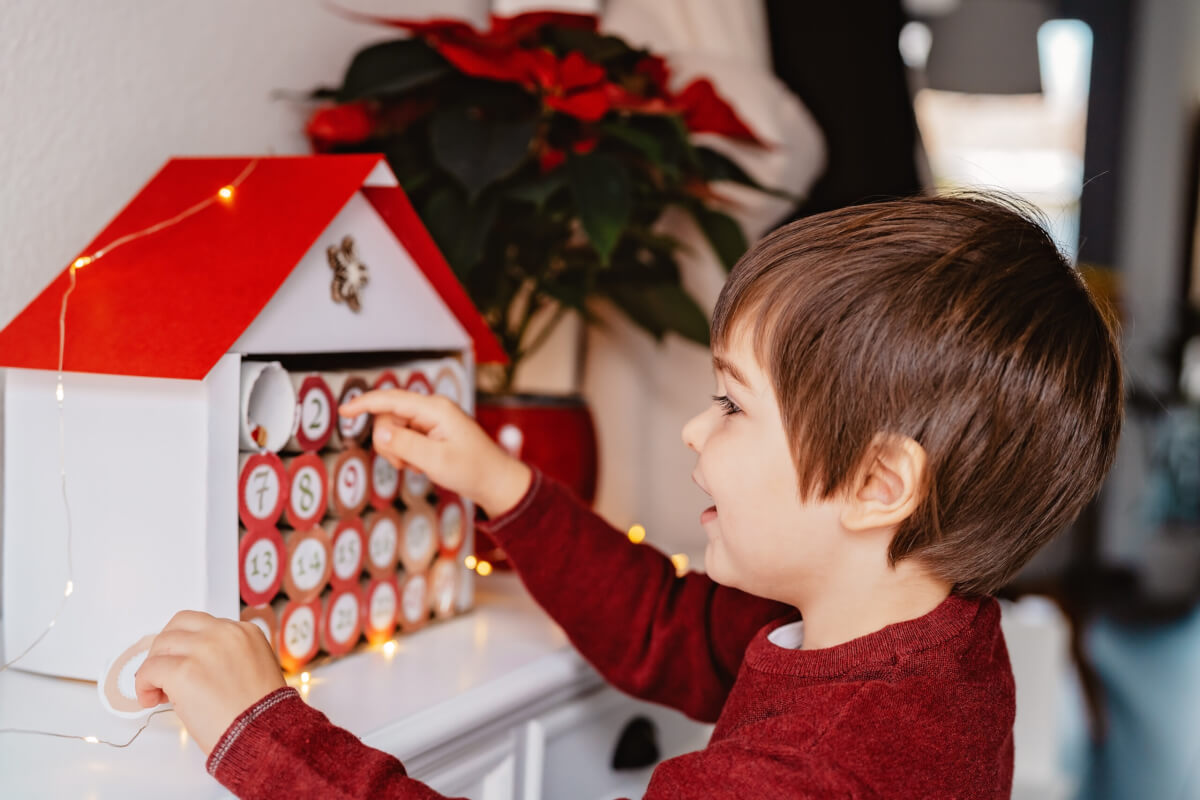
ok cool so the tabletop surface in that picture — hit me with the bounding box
[0,575,595,799]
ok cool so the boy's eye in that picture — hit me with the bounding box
[711,394,742,416]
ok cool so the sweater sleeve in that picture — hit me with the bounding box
[476,468,790,722]
[208,688,459,800]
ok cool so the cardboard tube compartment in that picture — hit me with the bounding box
[282,526,333,603]
[363,508,401,578]
[283,452,328,530]
[326,517,366,591]
[429,556,459,620]
[399,501,439,573]
[320,586,363,656]
[238,452,288,530]
[397,571,430,633]
[436,493,468,556]
[239,361,297,452]
[362,575,399,645]
[324,447,371,518]
[286,373,335,452]
[241,603,279,652]
[239,526,285,606]
[368,448,401,510]
[274,597,321,672]
[327,373,372,449]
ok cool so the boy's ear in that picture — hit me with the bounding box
[840,434,927,532]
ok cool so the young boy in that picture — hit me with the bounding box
[135,194,1123,798]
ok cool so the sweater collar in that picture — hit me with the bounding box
[744,593,992,678]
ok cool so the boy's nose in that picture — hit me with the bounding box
[681,409,708,453]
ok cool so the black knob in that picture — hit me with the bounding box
[611,715,661,771]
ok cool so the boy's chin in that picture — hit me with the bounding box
[703,541,731,586]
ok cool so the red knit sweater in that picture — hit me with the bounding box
[208,469,1015,798]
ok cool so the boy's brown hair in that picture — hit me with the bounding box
[712,194,1123,595]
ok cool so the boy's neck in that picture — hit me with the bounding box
[789,559,953,651]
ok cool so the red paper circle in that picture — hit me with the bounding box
[238,452,288,531]
[239,526,286,607]
[284,452,328,529]
[320,585,363,656]
[293,375,336,451]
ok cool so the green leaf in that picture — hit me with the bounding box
[419,185,497,279]
[430,105,538,201]
[685,202,747,271]
[338,39,451,102]
[507,172,568,210]
[598,122,664,165]
[605,283,710,346]
[695,146,798,201]
[566,153,633,264]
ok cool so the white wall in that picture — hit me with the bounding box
[0,1,820,599]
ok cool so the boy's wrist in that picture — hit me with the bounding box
[476,459,533,520]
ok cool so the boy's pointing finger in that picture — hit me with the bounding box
[339,389,452,430]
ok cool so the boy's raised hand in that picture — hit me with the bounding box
[134,611,286,755]
[339,389,533,519]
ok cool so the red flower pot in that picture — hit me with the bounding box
[474,393,598,568]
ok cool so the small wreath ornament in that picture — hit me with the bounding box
[327,235,369,312]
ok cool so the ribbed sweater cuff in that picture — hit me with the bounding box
[475,467,547,547]
[206,687,306,784]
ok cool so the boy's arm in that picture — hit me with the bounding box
[477,468,790,722]
[207,688,460,800]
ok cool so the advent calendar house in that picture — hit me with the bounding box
[0,155,505,680]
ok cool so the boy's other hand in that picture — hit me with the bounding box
[339,389,532,519]
[134,611,287,755]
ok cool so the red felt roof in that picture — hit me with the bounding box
[0,155,505,380]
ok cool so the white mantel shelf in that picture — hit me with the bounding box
[0,575,603,799]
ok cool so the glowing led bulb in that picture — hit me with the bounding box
[299,671,310,684]
[64,580,73,598]
[670,553,689,576]
[464,555,478,570]
[55,381,64,404]
[475,560,493,577]
[627,524,646,544]
[217,186,234,200]
[382,640,397,657]
[84,736,99,744]
[71,256,93,270]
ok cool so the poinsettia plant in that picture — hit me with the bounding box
[307,10,781,391]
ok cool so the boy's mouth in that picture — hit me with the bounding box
[701,505,718,523]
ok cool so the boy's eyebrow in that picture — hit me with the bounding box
[713,355,751,388]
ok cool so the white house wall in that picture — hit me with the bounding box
[232,192,471,357]
[3,368,214,680]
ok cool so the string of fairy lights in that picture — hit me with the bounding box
[0,155,691,753]
[0,160,259,747]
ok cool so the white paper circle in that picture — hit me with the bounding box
[329,592,359,644]
[299,386,331,439]
[372,456,399,498]
[402,575,428,623]
[339,386,368,438]
[243,464,282,520]
[336,458,367,510]
[291,539,327,592]
[440,503,464,550]
[283,605,316,658]
[405,515,434,564]
[290,465,323,518]
[244,537,280,595]
[405,468,431,500]
[369,582,398,631]
[368,518,398,569]
[332,527,362,581]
